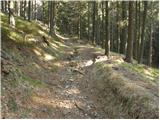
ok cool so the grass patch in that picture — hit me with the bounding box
[120,62,159,82]
[21,75,44,87]
[91,62,158,118]
[19,108,32,119]
[7,97,18,112]
[1,12,48,44]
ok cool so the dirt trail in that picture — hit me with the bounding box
[2,35,158,118]
[26,39,107,119]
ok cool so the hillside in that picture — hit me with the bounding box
[1,12,159,119]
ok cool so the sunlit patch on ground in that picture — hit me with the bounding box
[53,62,62,67]
[83,60,93,67]
[55,33,70,40]
[43,53,55,61]
[50,42,59,49]
[32,96,79,109]
[33,48,42,56]
[66,88,81,95]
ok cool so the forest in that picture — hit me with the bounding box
[1,0,159,119]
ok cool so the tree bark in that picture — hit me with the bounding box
[8,1,15,28]
[126,1,134,63]
[34,0,37,20]
[28,1,31,21]
[120,1,127,54]
[49,1,56,36]
[4,1,8,13]
[1,1,4,12]
[31,1,34,19]
[88,2,90,41]
[20,1,23,17]
[134,1,138,60]
[138,1,148,63]
[137,1,141,61]
[105,1,110,57]
[148,23,153,66]
[42,1,45,23]
[23,0,27,19]
[116,2,120,53]
[48,1,50,27]
[14,1,18,15]
[96,3,100,45]
[8,1,11,24]
[78,15,81,39]
[110,21,114,51]
[92,1,96,45]
[101,1,105,48]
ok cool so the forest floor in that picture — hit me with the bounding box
[1,13,159,119]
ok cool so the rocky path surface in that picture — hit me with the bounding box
[28,39,108,118]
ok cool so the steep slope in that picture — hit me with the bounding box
[1,12,159,119]
[1,12,71,118]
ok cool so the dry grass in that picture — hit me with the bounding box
[91,62,159,119]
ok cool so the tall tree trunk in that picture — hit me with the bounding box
[126,1,134,63]
[34,0,37,20]
[48,1,50,27]
[78,15,81,39]
[148,23,153,66]
[23,0,27,19]
[28,1,31,21]
[49,1,56,36]
[92,1,96,45]
[42,1,45,23]
[101,1,105,48]
[110,21,114,51]
[137,1,141,61]
[120,1,127,54]
[15,1,20,16]
[138,1,148,63]
[96,3,100,45]
[134,1,138,60]
[31,1,34,19]
[5,1,8,13]
[116,2,120,53]
[8,1,15,28]
[20,1,23,17]
[105,1,110,57]
[14,1,18,15]
[1,1,4,12]
[8,1,11,24]
[88,2,90,41]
